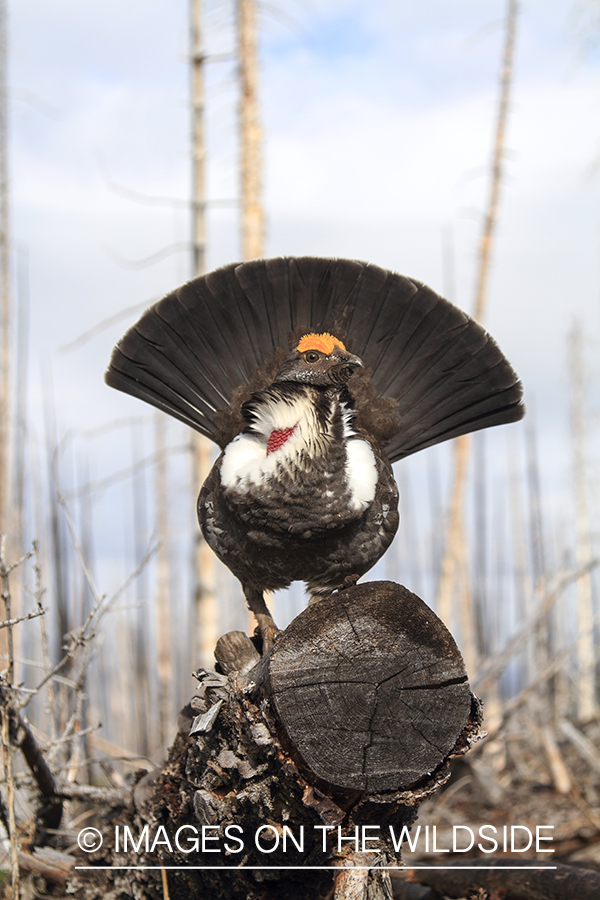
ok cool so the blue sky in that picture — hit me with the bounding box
[7,0,600,602]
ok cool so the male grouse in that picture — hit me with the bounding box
[106,257,524,646]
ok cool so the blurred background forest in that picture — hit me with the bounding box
[1,0,600,855]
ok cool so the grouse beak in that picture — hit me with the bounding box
[330,353,364,384]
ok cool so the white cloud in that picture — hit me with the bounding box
[6,0,600,603]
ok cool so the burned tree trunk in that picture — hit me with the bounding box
[68,581,482,900]
[407,858,600,900]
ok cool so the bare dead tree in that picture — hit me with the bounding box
[190,0,219,670]
[43,371,73,744]
[8,246,30,683]
[1,699,20,899]
[472,432,487,655]
[237,0,270,635]
[154,412,173,752]
[525,413,557,721]
[0,0,10,678]
[437,436,476,672]
[526,414,546,588]
[1,542,44,898]
[131,422,152,756]
[191,0,207,281]
[473,559,598,694]
[0,527,161,895]
[436,0,519,676]
[568,320,595,721]
[238,0,264,260]
[507,430,534,686]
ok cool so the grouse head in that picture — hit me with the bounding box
[274,333,364,387]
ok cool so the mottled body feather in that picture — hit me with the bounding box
[198,383,399,596]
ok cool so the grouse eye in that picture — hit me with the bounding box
[304,351,321,364]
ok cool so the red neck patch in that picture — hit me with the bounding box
[267,425,297,455]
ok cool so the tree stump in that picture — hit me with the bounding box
[69,581,482,900]
[263,581,473,792]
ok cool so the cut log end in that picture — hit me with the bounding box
[261,581,474,793]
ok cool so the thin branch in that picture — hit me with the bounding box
[105,241,191,270]
[11,85,61,117]
[54,782,128,805]
[32,540,56,732]
[206,197,239,207]
[17,528,159,717]
[0,534,16,687]
[96,151,190,209]
[1,710,20,897]
[473,559,599,689]
[560,719,600,774]
[97,153,238,212]
[64,417,149,441]
[58,300,153,354]
[65,498,160,628]
[105,181,191,209]
[1,685,63,830]
[205,52,237,63]
[16,646,77,712]
[475,607,600,748]
[17,848,74,886]
[62,442,189,501]
[50,623,96,764]
[58,497,104,610]
[0,547,34,575]
[49,753,153,774]
[257,1,302,33]
[0,607,44,629]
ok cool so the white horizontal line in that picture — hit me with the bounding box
[75,865,558,871]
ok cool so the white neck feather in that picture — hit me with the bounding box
[220,390,377,514]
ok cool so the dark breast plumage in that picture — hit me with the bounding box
[198,381,399,598]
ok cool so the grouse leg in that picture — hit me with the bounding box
[243,585,280,654]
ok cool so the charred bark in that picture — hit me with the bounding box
[67,581,482,900]
[409,857,600,900]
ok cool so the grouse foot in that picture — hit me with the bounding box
[243,584,280,655]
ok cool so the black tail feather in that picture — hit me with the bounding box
[105,257,524,458]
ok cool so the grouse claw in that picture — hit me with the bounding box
[262,624,282,656]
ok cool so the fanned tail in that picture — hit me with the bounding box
[105,257,524,458]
